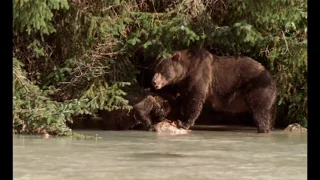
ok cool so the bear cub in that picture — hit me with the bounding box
[133,95,171,131]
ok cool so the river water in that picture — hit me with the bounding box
[13,129,307,180]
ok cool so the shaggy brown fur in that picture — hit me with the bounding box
[100,94,173,131]
[152,47,277,133]
[133,95,172,131]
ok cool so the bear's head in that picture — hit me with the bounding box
[152,52,185,90]
[155,96,171,116]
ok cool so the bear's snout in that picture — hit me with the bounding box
[152,77,158,88]
[152,73,166,89]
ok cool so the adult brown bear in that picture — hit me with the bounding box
[151,47,277,133]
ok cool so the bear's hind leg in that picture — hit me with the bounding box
[251,109,272,133]
[245,87,276,133]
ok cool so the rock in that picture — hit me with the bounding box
[154,119,190,135]
[43,133,50,138]
[284,123,307,132]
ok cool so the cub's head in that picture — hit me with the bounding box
[152,52,185,90]
[154,96,171,116]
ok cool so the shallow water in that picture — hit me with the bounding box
[13,129,307,180]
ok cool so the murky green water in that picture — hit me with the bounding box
[13,130,307,180]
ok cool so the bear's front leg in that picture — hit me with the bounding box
[135,111,154,131]
[142,119,155,131]
[176,92,205,130]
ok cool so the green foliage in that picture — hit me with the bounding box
[14,0,69,35]
[13,0,307,135]
[13,58,131,135]
[14,58,73,135]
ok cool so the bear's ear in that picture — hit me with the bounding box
[172,52,181,61]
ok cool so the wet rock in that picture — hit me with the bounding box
[284,123,307,132]
[154,119,190,135]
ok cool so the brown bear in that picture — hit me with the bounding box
[151,47,277,133]
[99,86,181,131]
[133,95,172,131]
[133,94,189,134]
[99,94,172,131]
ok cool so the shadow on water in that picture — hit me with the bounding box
[133,152,190,158]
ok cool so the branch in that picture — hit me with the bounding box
[281,30,291,55]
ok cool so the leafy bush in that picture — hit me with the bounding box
[13,58,131,135]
